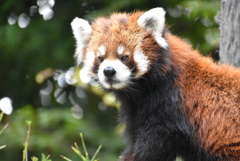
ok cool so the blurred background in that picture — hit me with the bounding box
[0,0,220,160]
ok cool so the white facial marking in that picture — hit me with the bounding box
[81,51,96,80]
[98,60,131,89]
[134,48,150,77]
[71,17,92,65]
[137,7,168,49]
[98,45,106,56]
[117,45,125,55]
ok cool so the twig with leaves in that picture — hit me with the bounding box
[61,133,102,161]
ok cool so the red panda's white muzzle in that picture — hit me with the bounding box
[98,59,132,89]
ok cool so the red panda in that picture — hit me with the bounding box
[71,7,240,161]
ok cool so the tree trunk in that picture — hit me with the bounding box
[219,0,240,67]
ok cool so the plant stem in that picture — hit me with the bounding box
[22,120,32,161]
[0,112,4,122]
[80,133,89,160]
[91,145,102,161]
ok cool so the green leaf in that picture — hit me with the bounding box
[31,156,38,161]
[41,154,52,161]
[25,120,32,126]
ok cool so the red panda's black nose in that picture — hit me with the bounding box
[104,67,116,78]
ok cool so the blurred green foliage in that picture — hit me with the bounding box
[0,0,220,160]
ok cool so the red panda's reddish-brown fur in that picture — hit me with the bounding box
[88,13,144,54]
[167,33,240,157]
[71,8,240,161]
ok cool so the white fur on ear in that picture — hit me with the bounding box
[71,17,92,65]
[138,7,168,49]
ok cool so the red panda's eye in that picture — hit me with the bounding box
[120,55,129,62]
[98,56,104,63]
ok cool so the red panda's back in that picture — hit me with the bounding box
[167,33,240,159]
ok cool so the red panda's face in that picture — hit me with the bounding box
[71,8,167,89]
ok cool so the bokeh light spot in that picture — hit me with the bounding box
[0,97,13,115]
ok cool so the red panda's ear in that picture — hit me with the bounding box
[137,7,168,49]
[71,17,92,65]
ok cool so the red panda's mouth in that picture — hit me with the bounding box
[105,78,120,86]
[101,77,128,89]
